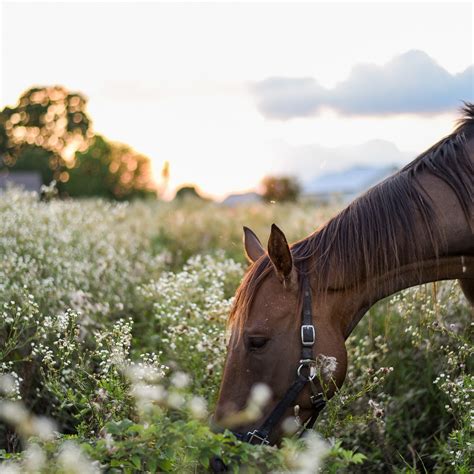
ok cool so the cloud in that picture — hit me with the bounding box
[253,50,474,119]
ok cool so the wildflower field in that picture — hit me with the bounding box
[0,188,472,473]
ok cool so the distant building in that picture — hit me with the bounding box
[303,165,399,203]
[0,170,42,193]
[221,192,262,206]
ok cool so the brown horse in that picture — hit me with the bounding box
[214,104,474,445]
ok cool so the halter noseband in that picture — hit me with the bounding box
[230,274,326,445]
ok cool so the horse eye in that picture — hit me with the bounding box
[248,336,269,351]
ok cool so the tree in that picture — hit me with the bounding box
[0,85,92,187]
[1,85,156,200]
[261,175,301,202]
[64,136,156,200]
[174,185,205,201]
[0,85,91,163]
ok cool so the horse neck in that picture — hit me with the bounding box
[322,152,474,337]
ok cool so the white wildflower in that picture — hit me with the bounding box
[167,392,185,409]
[171,371,190,389]
[23,444,46,472]
[0,462,22,474]
[57,441,100,474]
[31,416,57,441]
[316,354,338,378]
[290,431,329,473]
[188,396,208,419]
[249,383,272,408]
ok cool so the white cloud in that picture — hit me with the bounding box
[253,50,474,119]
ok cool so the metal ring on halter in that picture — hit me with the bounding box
[297,359,317,381]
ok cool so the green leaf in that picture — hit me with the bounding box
[131,455,141,469]
[158,459,174,472]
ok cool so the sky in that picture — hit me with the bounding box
[1,1,473,198]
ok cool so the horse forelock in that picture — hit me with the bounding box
[227,256,273,332]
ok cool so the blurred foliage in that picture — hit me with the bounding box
[0,85,156,200]
[0,86,90,159]
[66,135,155,200]
[261,175,301,202]
[149,199,335,267]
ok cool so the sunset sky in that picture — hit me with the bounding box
[1,1,473,198]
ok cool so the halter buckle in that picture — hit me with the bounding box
[301,325,315,346]
[246,430,270,445]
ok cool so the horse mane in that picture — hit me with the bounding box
[229,103,474,330]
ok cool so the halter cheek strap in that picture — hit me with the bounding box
[230,275,326,445]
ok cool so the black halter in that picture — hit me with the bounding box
[230,274,326,446]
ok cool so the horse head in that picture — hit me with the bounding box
[213,225,350,445]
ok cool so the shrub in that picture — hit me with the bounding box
[261,175,301,203]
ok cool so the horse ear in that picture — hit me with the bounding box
[268,224,293,284]
[243,226,264,263]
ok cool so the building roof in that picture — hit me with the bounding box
[304,165,398,198]
[0,171,42,192]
